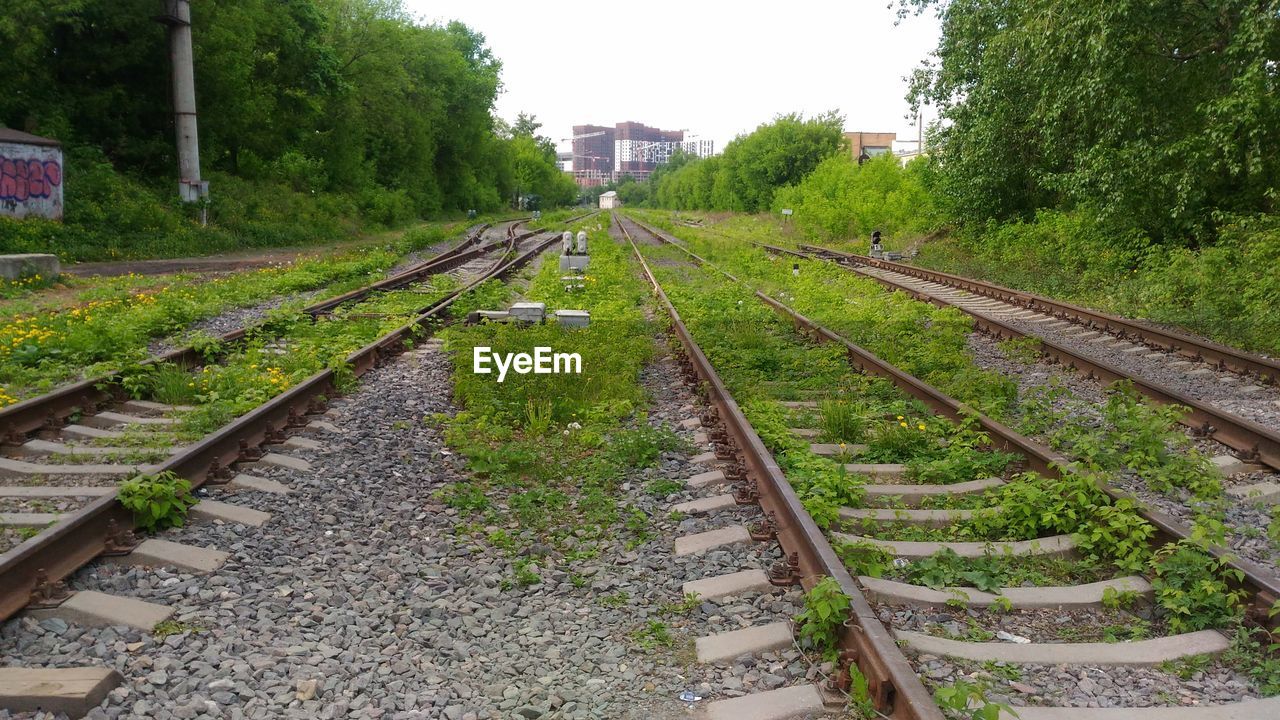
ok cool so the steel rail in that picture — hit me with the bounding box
[304,219,529,316]
[774,244,1280,473]
[801,244,1280,385]
[0,222,503,442]
[0,232,562,623]
[615,213,943,720]
[625,215,1280,630]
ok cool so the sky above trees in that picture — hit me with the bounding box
[408,1,941,153]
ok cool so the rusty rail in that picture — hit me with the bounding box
[777,244,1280,473]
[803,244,1280,385]
[0,222,505,442]
[626,215,1280,633]
[615,213,943,720]
[0,232,560,623]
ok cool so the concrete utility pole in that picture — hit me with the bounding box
[156,0,207,208]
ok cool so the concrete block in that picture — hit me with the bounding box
[862,477,1004,508]
[693,432,709,445]
[686,469,727,489]
[307,420,341,433]
[28,590,172,630]
[0,486,113,498]
[101,538,227,573]
[1000,696,1280,719]
[0,512,59,527]
[859,575,1152,610]
[680,417,702,430]
[554,309,590,328]
[702,684,825,720]
[281,436,323,451]
[838,506,984,528]
[81,411,176,428]
[189,499,271,527]
[59,424,124,441]
[896,628,1229,665]
[842,463,907,480]
[832,532,1076,560]
[683,569,775,602]
[0,254,59,281]
[779,401,817,409]
[509,302,546,323]
[696,622,793,663]
[691,451,718,465]
[674,525,752,556]
[121,400,191,415]
[257,453,311,472]
[0,457,151,477]
[1226,482,1280,504]
[0,666,123,716]
[558,255,589,272]
[788,428,820,439]
[1212,454,1263,476]
[811,443,866,456]
[672,494,737,515]
[228,473,292,494]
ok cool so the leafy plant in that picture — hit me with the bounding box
[116,471,196,532]
[933,679,1012,720]
[1149,540,1245,632]
[794,576,852,661]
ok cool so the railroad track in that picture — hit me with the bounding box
[0,213,594,626]
[619,213,1280,720]
[785,244,1280,475]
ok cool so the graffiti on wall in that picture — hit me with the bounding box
[0,143,64,220]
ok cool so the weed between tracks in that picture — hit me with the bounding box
[633,229,1280,702]
[433,224,680,598]
[0,219,469,406]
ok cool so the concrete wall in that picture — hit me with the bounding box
[0,142,64,220]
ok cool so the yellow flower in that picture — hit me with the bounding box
[899,422,908,428]
[917,423,926,431]
[896,415,904,420]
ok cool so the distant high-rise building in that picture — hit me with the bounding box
[571,121,714,187]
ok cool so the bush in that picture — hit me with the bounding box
[915,210,1280,355]
[773,153,940,243]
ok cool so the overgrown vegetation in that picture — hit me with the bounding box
[0,222,464,405]
[436,223,664,587]
[117,471,196,532]
[650,113,845,212]
[1,1,574,261]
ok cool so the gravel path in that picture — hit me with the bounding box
[0,326,819,719]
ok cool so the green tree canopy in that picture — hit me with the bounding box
[903,0,1280,240]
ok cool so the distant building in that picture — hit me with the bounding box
[571,121,714,187]
[845,131,896,164]
[599,191,620,209]
[556,151,573,173]
[0,128,64,221]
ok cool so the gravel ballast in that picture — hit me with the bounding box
[1,325,819,718]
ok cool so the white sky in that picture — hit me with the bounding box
[407,1,940,154]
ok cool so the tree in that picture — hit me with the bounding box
[902,0,1280,240]
[651,113,846,212]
